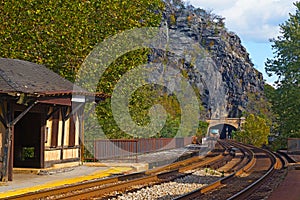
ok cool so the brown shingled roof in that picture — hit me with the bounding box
[0,58,76,94]
[0,58,107,99]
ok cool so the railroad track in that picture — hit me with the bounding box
[4,141,229,200]
[7,140,283,200]
[104,140,251,200]
[91,141,246,200]
[175,140,283,200]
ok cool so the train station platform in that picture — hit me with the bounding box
[268,163,300,200]
[0,165,132,199]
[0,145,208,199]
[268,150,300,200]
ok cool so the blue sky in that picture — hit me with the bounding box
[183,0,297,85]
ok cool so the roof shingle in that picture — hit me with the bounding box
[0,58,77,95]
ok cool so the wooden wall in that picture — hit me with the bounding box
[0,101,82,172]
[44,107,80,167]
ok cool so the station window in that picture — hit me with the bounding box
[21,147,35,160]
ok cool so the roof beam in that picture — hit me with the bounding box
[10,101,37,126]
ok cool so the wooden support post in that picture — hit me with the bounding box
[11,102,37,126]
[8,126,14,181]
[1,101,12,182]
[2,127,12,181]
[60,107,68,160]
[0,116,6,129]
[1,101,37,181]
[79,107,85,163]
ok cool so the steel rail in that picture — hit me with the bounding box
[226,145,280,200]
[174,140,255,200]
[4,142,228,200]
[274,152,289,168]
[56,151,229,200]
[175,141,283,200]
[58,173,162,200]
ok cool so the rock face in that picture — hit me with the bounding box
[154,2,265,118]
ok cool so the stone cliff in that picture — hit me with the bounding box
[154,2,265,118]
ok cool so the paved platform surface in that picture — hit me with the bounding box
[0,145,209,199]
[288,155,300,162]
[278,149,300,163]
[0,165,132,198]
[268,164,300,200]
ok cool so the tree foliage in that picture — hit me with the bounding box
[265,2,300,141]
[0,0,164,81]
[0,1,207,139]
[234,114,270,147]
[0,0,180,139]
[246,91,274,123]
[196,121,209,137]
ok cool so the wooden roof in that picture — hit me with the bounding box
[0,58,76,95]
[0,58,107,100]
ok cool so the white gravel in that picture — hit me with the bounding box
[109,168,222,200]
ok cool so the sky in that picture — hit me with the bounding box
[183,0,297,85]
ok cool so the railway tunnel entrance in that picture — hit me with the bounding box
[206,118,245,139]
[208,124,237,139]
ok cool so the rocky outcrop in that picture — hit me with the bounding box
[155,2,265,118]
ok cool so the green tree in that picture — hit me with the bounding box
[0,1,207,140]
[0,0,167,139]
[234,114,270,147]
[246,91,274,124]
[263,84,279,134]
[0,0,164,81]
[265,2,300,142]
[196,121,208,137]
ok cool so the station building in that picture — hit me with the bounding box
[0,58,105,181]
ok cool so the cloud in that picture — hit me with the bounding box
[184,0,296,42]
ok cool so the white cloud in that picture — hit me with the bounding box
[184,0,296,42]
